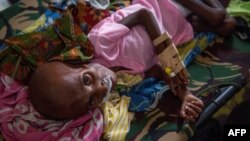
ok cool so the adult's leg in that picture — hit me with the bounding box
[205,0,236,36]
[188,14,235,36]
[179,0,236,36]
[175,0,226,26]
[204,0,225,8]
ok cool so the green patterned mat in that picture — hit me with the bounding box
[0,0,47,44]
[0,0,250,141]
[125,36,250,140]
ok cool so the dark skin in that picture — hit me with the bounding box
[118,9,203,121]
[29,8,203,121]
[29,62,202,121]
[176,0,236,36]
[29,62,117,120]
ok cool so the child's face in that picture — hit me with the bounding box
[29,62,117,119]
[62,63,117,108]
[75,63,117,107]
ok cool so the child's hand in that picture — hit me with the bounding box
[179,90,204,122]
[166,69,189,95]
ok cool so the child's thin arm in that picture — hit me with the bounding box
[118,9,161,47]
[118,8,203,121]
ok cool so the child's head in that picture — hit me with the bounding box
[29,62,116,120]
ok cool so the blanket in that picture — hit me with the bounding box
[0,74,103,141]
[0,0,250,141]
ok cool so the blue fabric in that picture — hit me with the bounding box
[120,77,169,112]
[184,32,216,66]
[46,0,77,10]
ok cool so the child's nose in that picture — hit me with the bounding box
[97,82,108,96]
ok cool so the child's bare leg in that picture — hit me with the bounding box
[176,0,226,26]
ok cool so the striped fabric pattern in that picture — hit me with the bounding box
[101,92,134,141]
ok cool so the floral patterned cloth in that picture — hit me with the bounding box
[0,2,110,82]
[0,74,104,141]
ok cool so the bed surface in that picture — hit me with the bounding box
[0,0,249,140]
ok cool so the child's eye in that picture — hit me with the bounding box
[82,74,91,85]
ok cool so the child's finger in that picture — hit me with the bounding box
[184,115,195,122]
[188,103,202,113]
[180,107,187,118]
[181,109,196,122]
[184,105,199,118]
[191,100,204,108]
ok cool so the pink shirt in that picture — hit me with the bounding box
[88,0,193,74]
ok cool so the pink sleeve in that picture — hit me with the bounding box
[88,20,129,60]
